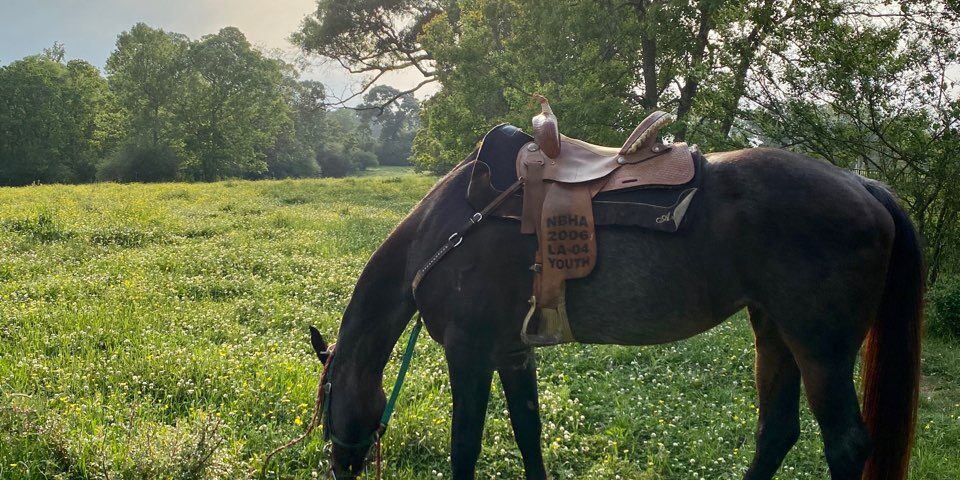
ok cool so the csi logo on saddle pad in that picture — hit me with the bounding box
[467,96,702,345]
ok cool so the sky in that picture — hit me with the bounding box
[0,0,435,104]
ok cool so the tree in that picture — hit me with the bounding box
[298,0,960,281]
[292,0,441,106]
[263,78,326,179]
[176,27,292,181]
[0,53,120,185]
[106,23,189,149]
[314,109,379,177]
[741,2,960,283]
[358,85,420,165]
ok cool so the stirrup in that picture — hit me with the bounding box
[521,296,574,346]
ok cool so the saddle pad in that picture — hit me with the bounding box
[469,124,702,232]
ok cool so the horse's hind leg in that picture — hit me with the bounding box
[774,306,872,480]
[497,349,547,480]
[793,345,871,479]
[744,308,802,480]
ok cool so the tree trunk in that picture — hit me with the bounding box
[719,0,777,139]
[641,36,658,110]
[673,1,715,141]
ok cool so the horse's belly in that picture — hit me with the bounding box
[563,228,743,345]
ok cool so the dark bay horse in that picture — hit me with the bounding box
[311,146,923,479]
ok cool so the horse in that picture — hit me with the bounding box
[309,142,923,480]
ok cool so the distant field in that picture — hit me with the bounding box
[1,174,957,479]
[357,165,416,177]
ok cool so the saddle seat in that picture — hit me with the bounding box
[527,95,676,184]
[515,96,696,345]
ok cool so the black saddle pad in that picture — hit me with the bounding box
[468,124,702,232]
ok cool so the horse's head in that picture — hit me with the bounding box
[309,326,385,479]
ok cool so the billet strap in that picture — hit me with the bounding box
[411,178,524,295]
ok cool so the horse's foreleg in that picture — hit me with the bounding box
[497,349,547,480]
[445,337,495,480]
[744,310,801,480]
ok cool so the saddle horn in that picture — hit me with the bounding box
[531,94,561,159]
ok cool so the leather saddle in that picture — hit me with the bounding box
[467,96,700,346]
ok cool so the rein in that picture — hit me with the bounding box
[262,175,523,478]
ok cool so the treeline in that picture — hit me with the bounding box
[0,24,419,186]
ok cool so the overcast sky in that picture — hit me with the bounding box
[0,0,434,104]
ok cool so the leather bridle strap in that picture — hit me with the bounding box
[411,178,524,294]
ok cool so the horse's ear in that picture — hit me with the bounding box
[309,326,329,362]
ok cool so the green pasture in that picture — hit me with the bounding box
[0,174,957,479]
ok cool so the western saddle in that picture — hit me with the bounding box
[517,95,695,345]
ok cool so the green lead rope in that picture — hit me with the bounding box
[379,315,423,432]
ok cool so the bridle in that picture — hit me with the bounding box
[321,351,381,480]
[324,317,422,479]
[263,173,523,478]
[262,319,423,479]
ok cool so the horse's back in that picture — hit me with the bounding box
[701,148,895,325]
[567,147,895,344]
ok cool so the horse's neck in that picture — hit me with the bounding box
[333,225,418,386]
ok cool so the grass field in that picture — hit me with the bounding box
[1,174,958,479]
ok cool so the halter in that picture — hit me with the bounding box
[263,318,424,479]
[324,318,423,448]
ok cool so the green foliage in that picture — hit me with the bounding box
[262,131,321,179]
[313,109,381,177]
[0,54,122,185]
[358,85,421,165]
[105,23,188,150]
[97,141,181,182]
[2,23,381,185]
[175,27,292,181]
[928,276,960,338]
[298,0,960,281]
[1,176,958,479]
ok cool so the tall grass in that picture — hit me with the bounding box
[0,176,957,479]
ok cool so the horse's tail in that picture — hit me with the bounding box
[860,180,924,480]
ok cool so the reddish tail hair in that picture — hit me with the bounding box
[860,181,924,480]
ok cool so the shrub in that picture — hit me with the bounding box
[262,134,320,179]
[98,142,180,182]
[2,209,70,242]
[353,149,378,171]
[315,149,354,178]
[927,275,960,338]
